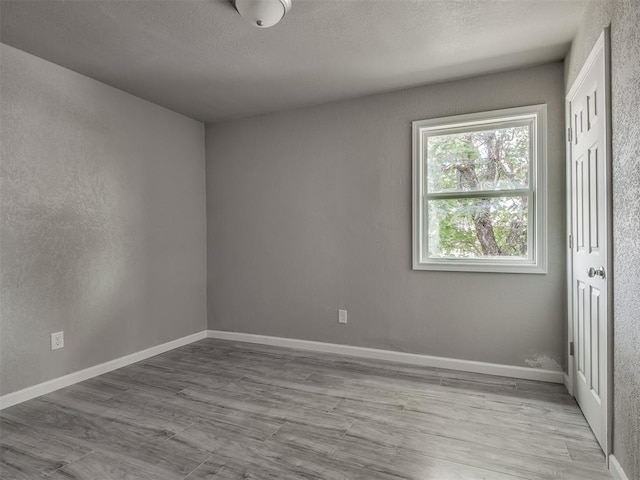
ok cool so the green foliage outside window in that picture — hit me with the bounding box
[426,126,530,259]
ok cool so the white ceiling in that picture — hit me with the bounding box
[0,0,587,122]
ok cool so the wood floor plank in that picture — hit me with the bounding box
[336,446,531,480]
[0,414,31,441]
[47,450,183,480]
[0,338,612,480]
[197,424,406,480]
[565,439,608,466]
[271,422,526,480]
[1,442,67,479]
[482,397,589,427]
[173,383,355,437]
[171,408,284,447]
[346,415,571,462]
[1,427,89,476]
[404,395,597,443]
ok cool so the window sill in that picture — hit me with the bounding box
[412,261,547,274]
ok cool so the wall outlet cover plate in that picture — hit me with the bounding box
[51,331,64,350]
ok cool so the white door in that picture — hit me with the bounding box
[567,30,611,454]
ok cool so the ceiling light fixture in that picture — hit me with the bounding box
[231,0,292,28]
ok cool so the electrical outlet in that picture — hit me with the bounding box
[338,309,348,324]
[51,331,64,350]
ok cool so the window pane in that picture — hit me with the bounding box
[427,196,528,259]
[425,125,530,193]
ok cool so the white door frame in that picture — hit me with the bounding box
[565,28,613,458]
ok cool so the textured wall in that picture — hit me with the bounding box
[566,1,640,477]
[564,0,614,88]
[610,1,640,475]
[206,63,566,370]
[0,44,207,396]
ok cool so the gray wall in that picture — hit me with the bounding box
[566,1,640,477]
[0,44,207,396]
[206,62,566,370]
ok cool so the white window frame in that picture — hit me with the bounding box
[412,104,547,274]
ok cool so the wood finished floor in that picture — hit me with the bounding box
[0,338,612,480]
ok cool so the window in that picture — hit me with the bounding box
[412,105,547,273]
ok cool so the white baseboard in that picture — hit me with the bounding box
[0,330,207,410]
[609,455,630,480]
[206,330,564,383]
[564,373,572,394]
[0,328,566,410]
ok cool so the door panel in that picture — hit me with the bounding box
[575,156,585,251]
[589,147,599,252]
[576,280,586,377]
[590,287,600,396]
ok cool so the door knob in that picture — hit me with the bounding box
[588,266,606,279]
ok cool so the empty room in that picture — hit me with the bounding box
[0,0,638,479]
